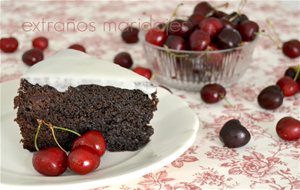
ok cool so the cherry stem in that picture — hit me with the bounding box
[49,124,67,154]
[294,65,300,81]
[237,0,247,14]
[53,126,81,137]
[258,30,281,49]
[220,95,234,108]
[170,3,184,20]
[266,19,282,48]
[34,119,43,151]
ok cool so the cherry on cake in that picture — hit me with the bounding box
[14,49,158,152]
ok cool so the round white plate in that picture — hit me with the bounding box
[0,80,199,190]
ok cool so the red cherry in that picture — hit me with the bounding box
[200,83,226,103]
[22,48,44,66]
[133,67,152,79]
[189,29,211,51]
[68,146,100,175]
[32,147,68,176]
[276,76,300,97]
[121,26,139,44]
[199,17,224,37]
[237,20,259,42]
[165,35,187,51]
[276,117,300,141]
[113,52,133,69]
[72,130,106,157]
[193,2,214,16]
[145,28,167,47]
[167,19,194,38]
[69,44,86,52]
[282,39,300,59]
[32,36,49,50]
[188,14,205,28]
[0,37,18,53]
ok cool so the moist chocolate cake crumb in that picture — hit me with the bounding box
[14,79,158,152]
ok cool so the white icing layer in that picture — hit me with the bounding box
[23,49,156,95]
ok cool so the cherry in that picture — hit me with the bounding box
[189,29,211,51]
[200,83,226,104]
[276,76,299,97]
[237,20,259,42]
[32,36,49,50]
[68,146,100,175]
[121,26,139,44]
[219,119,251,148]
[165,35,187,51]
[221,19,236,29]
[224,12,248,26]
[0,37,18,53]
[282,39,300,59]
[216,28,242,49]
[32,147,68,176]
[145,28,167,47]
[276,117,300,141]
[212,11,228,19]
[22,48,44,66]
[72,130,106,157]
[199,17,224,37]
[188,14,205,28]
[257,85,283,110]
[132,67,152,79]
[193,1,214,16]
[69,44,86,52]
[167,19,194,38]
[284,67,297,79]
[113,52,133,69]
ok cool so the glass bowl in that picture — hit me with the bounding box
[142,37,257,91]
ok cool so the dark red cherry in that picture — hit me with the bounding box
[193,1,214,16]
[132,67,152,79]
[216,28,242,49]
[212,11,228,19]
[72,130,106,157]
[257,85,284,110]
[167,19,194,38]
[68,146,100,175]
[284,67,297,79]
[199,17,224,37]
[221,19,236,29]
[165,35,187,50]
[32,36,49,50]
[188,14,205,28]
[200,83,226,103]
[22,48,44,66]
[145,28,167,47]
[69,44,86,52]
[32,147,68,176]
[113,52,133,69]
[276,117,300,141]
[237,20,259,41]
[121,26,139,44]
[219,119,251,148]
[224,12,248,26]
[282,39,300,59]
[276,76,300,97]
[189,29,210,51]
[0,37,18,53]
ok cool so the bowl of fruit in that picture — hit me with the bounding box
[142,2,259,91]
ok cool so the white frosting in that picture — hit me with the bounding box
[22,49,156,95]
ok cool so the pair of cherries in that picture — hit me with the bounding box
[33,130,106,176]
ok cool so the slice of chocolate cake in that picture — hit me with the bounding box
[14,50,158,152]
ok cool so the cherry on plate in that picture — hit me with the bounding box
[200,83,226,104]
[68,146,100,175]
[276,76,299,97]
[32,147,68,176]
[32,36,49,50]
[69,44,86,52]
[113,52,133,69]
[22,48,44,66]
[121,26,139,44]
[145,28,167,47]
[72,130,106,157]
[133,67,152,79]
[0,37,18,53]
[276,117,300,141]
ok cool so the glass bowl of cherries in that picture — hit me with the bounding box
[142,2,259,91]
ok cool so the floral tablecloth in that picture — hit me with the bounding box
[1,0,300,189]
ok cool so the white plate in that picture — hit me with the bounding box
[0,80,199,190]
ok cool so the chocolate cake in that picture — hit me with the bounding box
[14,50,158,152]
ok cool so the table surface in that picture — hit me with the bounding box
[1,0,300,190]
